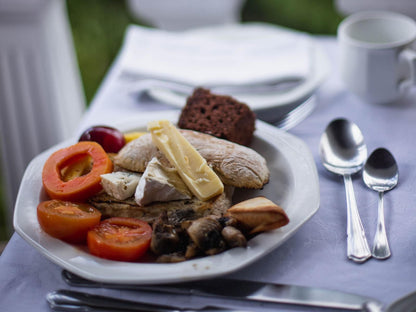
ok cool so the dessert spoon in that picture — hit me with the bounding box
[319,118,371,263]
[363,148,398,259]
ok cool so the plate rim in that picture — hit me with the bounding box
[13,111,320,284]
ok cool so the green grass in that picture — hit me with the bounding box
[243,0,344,34]
[67,0,139,102]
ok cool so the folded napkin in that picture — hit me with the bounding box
[117,23,313,86]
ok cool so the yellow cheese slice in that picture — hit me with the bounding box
[148,120,224,201]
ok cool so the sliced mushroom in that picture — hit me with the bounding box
[225,197,289,234]
[156,253,187,263]
[222,226,247,248]
[186,217,226,255]
[218,216,239,227]
[184,242,200,259]
[150,212,182,255]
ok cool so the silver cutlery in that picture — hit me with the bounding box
[273,94,316,130]
[62,270,380,310]
[319,118,371,263]
[363,148,398,260]
[47,289,246,312]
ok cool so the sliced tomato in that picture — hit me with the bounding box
[42,141,113,201]
[87,217,152,262]
[37,200,102,243]
[60,154,92,182]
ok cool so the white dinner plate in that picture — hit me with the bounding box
[146,40,329,122]
[13,111,319,284]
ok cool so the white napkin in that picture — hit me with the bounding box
[117,23,313,86]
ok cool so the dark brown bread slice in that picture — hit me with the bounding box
[178,88,256,146]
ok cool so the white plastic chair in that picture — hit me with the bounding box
[0,0,85,233]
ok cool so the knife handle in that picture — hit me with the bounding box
[47,289,177,312]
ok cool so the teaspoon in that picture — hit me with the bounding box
[363,148,398,260]
[319,118,371,263]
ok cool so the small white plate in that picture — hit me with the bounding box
[13,111,319,284]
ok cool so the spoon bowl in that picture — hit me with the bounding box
[320,118,367,175]
[363,148,398,260]
[363,148,398,192]
[319,118,371,262]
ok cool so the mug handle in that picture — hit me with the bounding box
[399,48,416,91]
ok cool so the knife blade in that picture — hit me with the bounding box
[62,270,380,310]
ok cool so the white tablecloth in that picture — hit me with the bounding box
[1,36,416,312]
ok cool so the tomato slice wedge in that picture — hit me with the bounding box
[87,217,152,262]
[42,141,113,201]
[37,200,102,243]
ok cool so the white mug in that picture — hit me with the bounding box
[338,11,416,104]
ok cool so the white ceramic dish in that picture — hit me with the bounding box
[13,111,319,284]
[147,40,329,122]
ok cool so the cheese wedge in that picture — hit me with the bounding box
[101,171,141,200]
[148,120,224,201]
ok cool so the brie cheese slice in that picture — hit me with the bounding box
[135,157,192,206]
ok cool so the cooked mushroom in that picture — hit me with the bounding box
[184,242,200,259]
[221,226,247,248]
[150,212,182,255]
[218,216,238,227]
[156,253,187,263]
[186,217,226,255]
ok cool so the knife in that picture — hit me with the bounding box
[47,289,248,312]
[62,270,382,311]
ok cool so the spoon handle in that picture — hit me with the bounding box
[372,191,391,259]
[343,174,371,263]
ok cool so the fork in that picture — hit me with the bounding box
[274,95,316,130]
